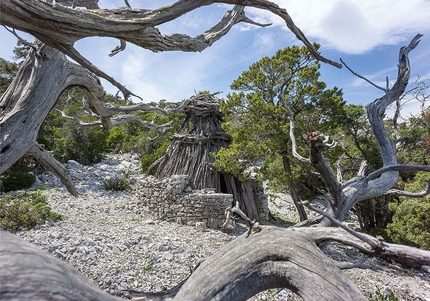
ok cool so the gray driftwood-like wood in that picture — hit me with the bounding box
[1,2,429,301]
[0,43,188,193]
[2,227,429,301]
[280,34,430,226]
[26,143,78,196]
[0,1,341,97]
[223,174,262,221]
[0,230,120,301]
[0,42,104,194]
[155,93,231,191]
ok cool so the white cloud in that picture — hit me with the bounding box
[112,43,231,102]
[251,32,276,52]
[244,0,430,54]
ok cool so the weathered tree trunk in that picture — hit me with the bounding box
[282,155,308,221]
[0,42,104,194]
[0,230,120,301]
[0,43,103,173]
[309,34,426,227]
[2,227,429,301]
[26,143,78,196]
[0,0,341,195]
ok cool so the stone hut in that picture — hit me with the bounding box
[140,93,268,228]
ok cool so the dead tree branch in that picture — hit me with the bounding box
[277,81,310,163]
[25,143,78,196]
[0,0,341,99]
[0,43,104,174]
[321,34,426,224]
[386,178,430,198]
[338,255,369,270]
[340,58,387,92]
[301,201,379,249]
[363,164,430,186]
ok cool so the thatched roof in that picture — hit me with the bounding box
[154,93,231,191]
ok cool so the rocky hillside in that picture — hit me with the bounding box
[8,153,430,300]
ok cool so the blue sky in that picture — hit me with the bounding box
[1,0,429,118]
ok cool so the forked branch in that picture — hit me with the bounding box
[0,0,341,99]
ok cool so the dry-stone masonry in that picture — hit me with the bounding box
[138,175,233,229]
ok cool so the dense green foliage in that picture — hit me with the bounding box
[0,171,36,193]
[387,198,430,250]
[0,157,41,193]
[0,40,28,95]
[2,41,429,250]
[141,139,171,174]
[387,172,430,250]
[213,44,346,199]
[36,88,181,166]
[37,87,110,165]
[0,190,62,233]
[212,44,429,240]
[0,57,19,95]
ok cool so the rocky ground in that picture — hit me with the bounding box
[6,153,430,300]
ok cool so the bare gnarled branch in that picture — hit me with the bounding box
[340,58,388,92]
[26,143,78,196]
[0,0,341,100]
[277,81,310,163]
[386,178,430,198]
[363,164,430,186]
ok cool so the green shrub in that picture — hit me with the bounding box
[0,190,62,232]
[387,199,430,250]
[101,175,130,191]
[0,171,36,193]
[365,288,399,301]
[106,126,128,151]
[141,140,171,174]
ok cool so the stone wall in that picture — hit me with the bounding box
[137,175,268,229]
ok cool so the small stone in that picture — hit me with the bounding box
[158,244,170,252]
[421,265,430,273]
[172,247,184,254]
[50,231,61,239]
[196,222,206,232]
